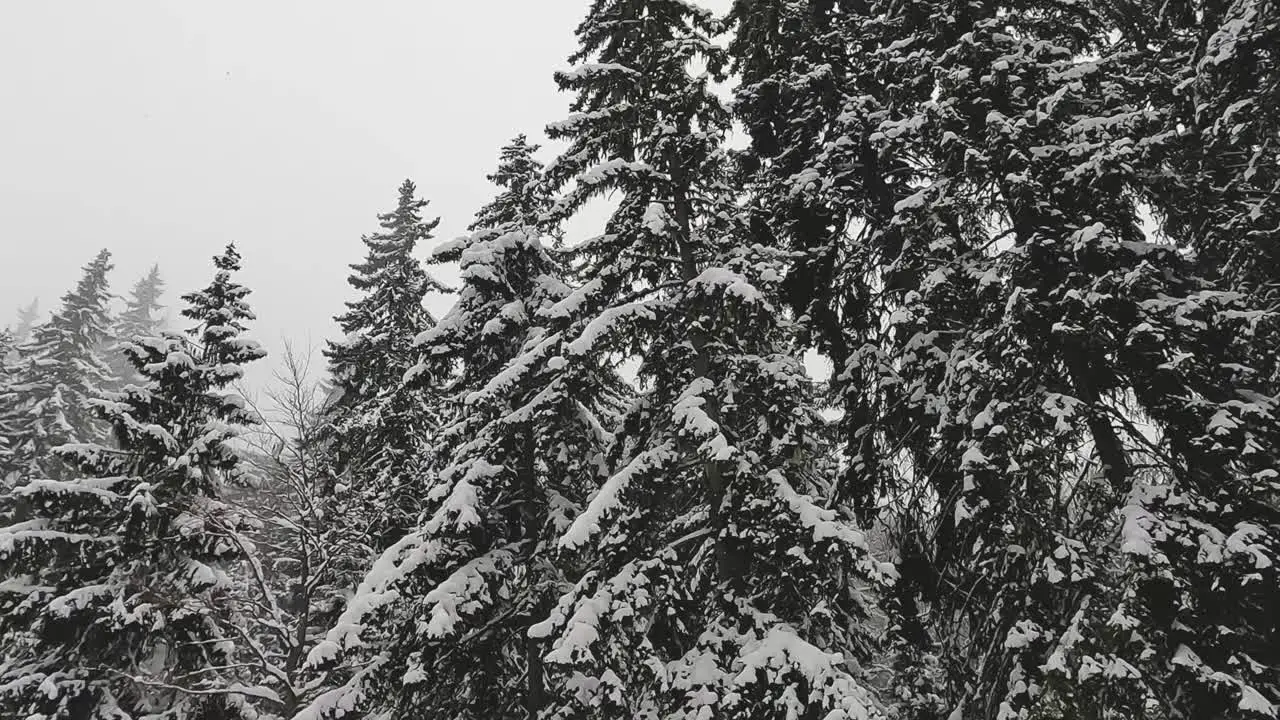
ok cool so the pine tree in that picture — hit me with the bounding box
[0,243,266,720]
[480,4,892,718]
[787,1,1280,717]
[321,179,448,548]
[107,264,167,387]
[12,298,39,346]
[1143,0,1280,393]
[299,137,623,719]
[0,251,115,481]
[727,0,860,351]
[726,0,899,536]
[0,329,15,484]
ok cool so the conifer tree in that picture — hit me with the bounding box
[476,4,893,718]
[107,265,167,387]
[321,179,448,548]
[794,1,1280,716]
[727,0,859,351]
[0,329,14,483]
[726,0,895,529]
[0,251,114,481]
[1142,0,1280,393]
[299,137,624,720]
[12,298,39,346]
[0,243,266,720]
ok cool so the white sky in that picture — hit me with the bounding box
[0,1,732,387]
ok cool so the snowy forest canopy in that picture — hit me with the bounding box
[2,1,1278,719]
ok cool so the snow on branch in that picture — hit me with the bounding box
[560,443,676,550]
[465,332,562,407]
[421,544,519,638]
[565,300,659,357]
[728,623,876,720]
[672,377,736,461]
[768,470,870,552]
[688,267,766,304]
[307,533,444,668]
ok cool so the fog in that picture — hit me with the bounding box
[1,1,730,387]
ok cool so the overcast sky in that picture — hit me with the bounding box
[0,1,731,387]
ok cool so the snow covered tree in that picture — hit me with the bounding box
[0,329,15,485]
[0,330,12,393]
[12,298,39,346]
[431,4,893,718]
[119,266,166,339]
[790,1,1280,716]
[0,250,115,482]
[0,243,267,720]
[297,136,625,720]
[321,179,448,549]
[1138,0,1280,395]
[727,0,859,348]
[726,0,898,531]
[107,264,167,387]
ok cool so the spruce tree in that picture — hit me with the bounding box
[488,4,893,717]
[300,137,624,720]
[788,1,1280,716]
[726,0,899,537]
[321,179,448,548]
[0,329,14,484]
[12,298,39,346]
[107,264,167,387]
[726,0,860,355]
[1143,0,1280,394]
[0,251,115,481]
[0,243,266,720]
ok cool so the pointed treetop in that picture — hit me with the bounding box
[118,264,166,337]
[468,134,550,232]
[384,179,437,241]
[64,249,114,308]
[182,243,266,371]
[0,249,116,477]
[324,179,447,417]
[133,263,164,301]
[13,297,39,343]
[35,249,115,355]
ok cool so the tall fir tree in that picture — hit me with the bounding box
[476,3,895,718]
[301,137,624,719]
[12,298,39,346]
[0,243,266,720]
[321,179,449,549]
[107,264,167,387]
[0,251,115,482]
[0,329,15,484]
[774,0,1280,716]
[1143,0,1280,394]
[726,0,897,534]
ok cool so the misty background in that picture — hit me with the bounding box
[0,0,731,388]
